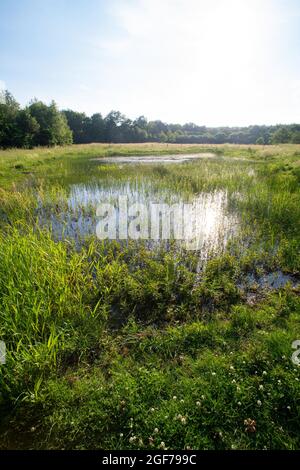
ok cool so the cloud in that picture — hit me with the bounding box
[61,0,300,125]
[90,0,292,125]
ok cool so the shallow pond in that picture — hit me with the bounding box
[34,153,300,290]
[38,181,238,258]
[93,153,216,164]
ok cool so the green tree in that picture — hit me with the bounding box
[291,131,300,144]
[13,109,40,148]
[63,110,89,143]
[271,127,291,144]
[29,100,72,146]
[0,90,20,147]
[256,136,265,145]
[88,113,105,142]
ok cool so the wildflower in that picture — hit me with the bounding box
[180,399,184,403]
[149,437,154,446]
[150,407,155,412]
[230,366,234,370]
[129,436,136,443]
[154,428,159,434]
[257,400,262,406]
[211,372,216,376]
[238,401,242,406]
[262,371,267,376]
[181,417,187,425]
[244,418,256,433]
[201,395,205,400]
[159,442,166,450]
[278,380,281,384]
[196,401,201,407]
[259,385,264,391]
[173,395,177,400]
[120,400,126,407]
[237,386,241,392]
[120,433,124,438]
[30,427,36,432]
[232,379,236,384]
[287,406,291,411]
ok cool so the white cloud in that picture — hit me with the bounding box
[66,0,300,125]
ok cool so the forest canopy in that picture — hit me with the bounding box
[1,90,300,148]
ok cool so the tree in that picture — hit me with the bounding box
[13,109,39,148]
[29,100,72,146]
[0,90,20,147]
[104,111,127,142]
[63,110,89,143]
[271,127,291,144]
[88,113,105,142]
[291,131,300,144]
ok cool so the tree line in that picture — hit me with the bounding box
[1,90,300,148]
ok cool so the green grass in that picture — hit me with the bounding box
[0,143,299,449]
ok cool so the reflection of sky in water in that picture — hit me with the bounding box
[38,181,238,257]
[93,153,215,164]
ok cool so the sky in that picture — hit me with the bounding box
[0,0,299,126]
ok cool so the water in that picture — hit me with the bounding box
[241,271,300,305]
[35,154,299,290]
[93,153,215,164]
[38,180,238,258]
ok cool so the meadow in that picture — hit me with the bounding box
[0,143,299,450]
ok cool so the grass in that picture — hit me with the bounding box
[0,143,299,450]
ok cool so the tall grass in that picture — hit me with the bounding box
[0,143,299,449]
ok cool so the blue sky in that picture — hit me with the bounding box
[0,0,299,126]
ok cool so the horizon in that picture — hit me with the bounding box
[1,0,300,127]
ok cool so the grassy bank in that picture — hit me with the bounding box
[0,143,299,449]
